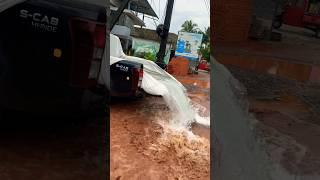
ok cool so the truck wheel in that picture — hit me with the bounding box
[135,90,145,99]
[272,19,282,29]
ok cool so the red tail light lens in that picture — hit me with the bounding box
[132,68,142,89]
[69,18,106,88]
[139,68,143,78]
[95,24,106,48]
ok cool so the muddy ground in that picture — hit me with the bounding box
[0,111,106,180]
[110,71,210,180]
[227,65,320,176]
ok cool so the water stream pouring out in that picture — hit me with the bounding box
[108,29,211,179]
[109,34,210,129]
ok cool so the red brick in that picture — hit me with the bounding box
[212,0,253,43]
[167,57,190,76]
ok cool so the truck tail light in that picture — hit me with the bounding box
[132,65,143,89]
[138,66,143,87]
[88,24,106,80]
[69,18,106,88]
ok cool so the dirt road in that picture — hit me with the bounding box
[110,71,210,180]
[0,111,106,180]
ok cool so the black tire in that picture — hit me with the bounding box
[136,90,146,99]
[272,19,282,29]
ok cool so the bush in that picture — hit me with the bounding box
[144,52,156,61]
[200,45,210,62]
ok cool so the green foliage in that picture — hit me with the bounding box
[180,20,210,45]
[200,44,210,62]
[144,52,156,61]
[196,27,210,45]
[180,20,210,61]
[180,20,199,33]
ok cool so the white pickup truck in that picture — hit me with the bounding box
[110,34,184,97]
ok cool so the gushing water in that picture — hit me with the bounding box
[158,78,195,128]
[110,34,209,129]
[110,35,210,178]
[124,55,210,129]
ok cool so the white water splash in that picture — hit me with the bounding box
[193,103,210,127]
[117,51,210,129]
[149,74,210,129]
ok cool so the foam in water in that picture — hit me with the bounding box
[193,103,210,127]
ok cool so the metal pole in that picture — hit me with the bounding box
[110,0,131,30]
[156,0,175,67]
[141,13,145,28]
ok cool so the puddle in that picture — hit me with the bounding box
[216,52,320,82]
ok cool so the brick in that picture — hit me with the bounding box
[213,0,253,43]
[167,56,190,76]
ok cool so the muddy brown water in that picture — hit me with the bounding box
[110,72,210,180]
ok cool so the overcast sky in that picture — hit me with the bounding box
[140,0,210,34]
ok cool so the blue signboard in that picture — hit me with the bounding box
[175,32,203,61]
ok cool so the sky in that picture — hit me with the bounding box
[140,0,210,34]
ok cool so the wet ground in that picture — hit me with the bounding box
[227,65,320,176]
[0,110,106,180]
[110,71,210,180]
[214,23,320,175]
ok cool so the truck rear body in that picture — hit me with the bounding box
[0,0,107,113]
[110,60,143,97]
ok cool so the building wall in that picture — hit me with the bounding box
[131,37,172,64]
[212,0,253,43]
[253,0,276,20]
[131,27,178,47]
[111,12,136,32]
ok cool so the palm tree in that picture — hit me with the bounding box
[180,20,199,33]
[201,27,210,45]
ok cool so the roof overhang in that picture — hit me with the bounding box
[123,9,145,26]
[111,6,145,26]
[112,0,158,18]
[129,0,158,18]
